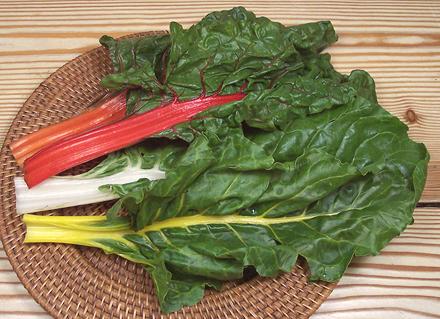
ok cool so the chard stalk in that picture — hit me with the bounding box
[14,166,164,215]
[23,214,152,265]
[15,142,173,214]
[11,91,127,165]
[24,92,245,188]
[14,168,165,215]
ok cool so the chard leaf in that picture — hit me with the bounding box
[165,7,299,98]
[100,7,340,116]
[100,34,170,74]
[287,20,337,53]
[100,34,170,114]
[242,76,356,130]
[103,60,428,296]
[34,7,429,314]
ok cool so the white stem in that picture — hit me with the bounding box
[15,167,165,215]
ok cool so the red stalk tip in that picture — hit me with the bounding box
[11,91,127,166]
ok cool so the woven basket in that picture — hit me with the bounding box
[0,31,335,319]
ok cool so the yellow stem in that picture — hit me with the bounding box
[24,211,335,246]
[23,214,135,248]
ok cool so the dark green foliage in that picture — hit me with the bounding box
[94,7,429,313]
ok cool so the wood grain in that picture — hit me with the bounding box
[0,1,439,318]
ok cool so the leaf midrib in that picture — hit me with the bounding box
[141,211,341,233]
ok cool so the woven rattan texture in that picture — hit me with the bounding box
[0,31,335,319]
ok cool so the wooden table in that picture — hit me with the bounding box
[1,1,439,318]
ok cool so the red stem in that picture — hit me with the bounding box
[24,92,246,187]
[10,91,127,166]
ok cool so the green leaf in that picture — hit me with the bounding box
[100,34,170,74]
[100,34,170,114]
[165,7,299,98]
[31,7,429,314]
[252,148,360,217]
[242,76,356,130]
[100,7,342,116]
[287,20,337,53]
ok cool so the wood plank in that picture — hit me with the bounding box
[0,1,439,318]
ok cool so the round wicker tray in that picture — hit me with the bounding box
[0,31,335,319]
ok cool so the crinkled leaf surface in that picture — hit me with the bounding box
[88,7,429,313]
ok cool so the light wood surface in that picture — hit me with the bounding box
[0,1,439,318]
